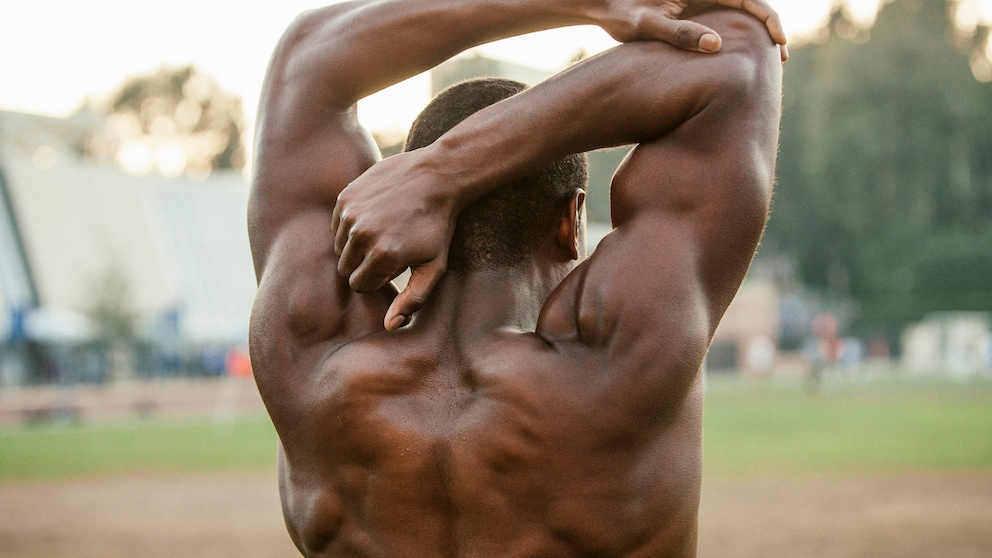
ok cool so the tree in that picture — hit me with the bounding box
[82,66,246,177]
[768,0,992,332]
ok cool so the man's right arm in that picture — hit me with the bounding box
[334,7,782,398]
[251,0,783,410]
[329,1,786,329]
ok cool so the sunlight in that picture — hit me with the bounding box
[117,140,154,175]
[4,0,992,141]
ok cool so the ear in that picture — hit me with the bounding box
[555,190,586,261]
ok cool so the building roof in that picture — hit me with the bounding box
[0,110,255,344]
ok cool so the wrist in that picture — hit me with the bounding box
[403,142,473,219]
[553,0,604,26]
[418,139,475,215]
[428,123,526,215]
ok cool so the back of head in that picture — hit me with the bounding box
[405,78,588,272]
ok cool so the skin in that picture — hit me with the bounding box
[249,0,784,556]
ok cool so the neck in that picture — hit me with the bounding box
[412,262,568,336]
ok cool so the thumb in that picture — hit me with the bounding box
[384,259,446,331]
[650,16,722,53]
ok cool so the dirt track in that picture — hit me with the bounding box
[1,472,990,557]
[697,473,992,558]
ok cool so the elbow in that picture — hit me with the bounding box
[703,8,782,61]
[276,9,324,63]
[688,8,783,97]
[282,7,340,48]
[270,6,356,105]
[720,13,784,90]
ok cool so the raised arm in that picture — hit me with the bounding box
[253,0,785,264]
[250,0,784,408]
[334,5,783,330]
[329,8,781,421]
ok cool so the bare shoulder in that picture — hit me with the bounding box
[537,5,782,404]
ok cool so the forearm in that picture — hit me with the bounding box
[280,0,607,111]
[417,8,778,214]
[279,0,788,109]
[417,40,719,211]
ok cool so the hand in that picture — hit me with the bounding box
[595,0,788,60]
[332,150,457,331]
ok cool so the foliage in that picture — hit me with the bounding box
[82,65,246,177]
[769,0,992,330]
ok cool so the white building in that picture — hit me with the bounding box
[0,110,256,375]
[902,312,992,377]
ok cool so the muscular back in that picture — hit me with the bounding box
[271,314,704,557]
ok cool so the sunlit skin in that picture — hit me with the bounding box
[249,0,784,556]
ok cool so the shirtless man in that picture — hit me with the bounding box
[249,0,785,555]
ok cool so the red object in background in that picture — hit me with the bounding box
[811,312,838,339]
[811,312,841,364]
[226,349,253,379]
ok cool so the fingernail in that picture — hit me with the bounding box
[387,314,406,331]
[699,33,721,53]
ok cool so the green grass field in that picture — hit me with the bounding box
[0,414,279,480]
[702,376,992,477]
[1,377,990,481]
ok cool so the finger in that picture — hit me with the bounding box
[330,206,341,245]
[336,233,365,278]
[384,259,446,331]
[715,0,788,46]
[334,216,352,256]
[651,16,723,53]
[780,44,789,62]
[349,249,399,293]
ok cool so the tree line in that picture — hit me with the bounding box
[768,0,992,333]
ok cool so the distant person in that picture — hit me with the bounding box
[248,0,785,556]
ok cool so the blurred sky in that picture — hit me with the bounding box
[2,0,991,138]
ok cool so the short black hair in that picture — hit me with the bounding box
[405,78,588,272]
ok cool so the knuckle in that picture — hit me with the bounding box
[432,261,447,277]
[627,8,648,39]
[349,272,373,292]
[404,294,425,312]
[339,214,354,233]
[348,276,364,291]
[349,224,370,244]
[379,238,403,259]
[673,23,697,48]
[366,246,391,266]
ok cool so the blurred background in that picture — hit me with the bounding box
[0,0,990,557]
